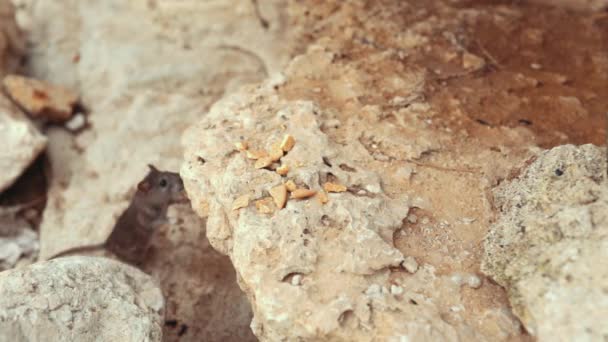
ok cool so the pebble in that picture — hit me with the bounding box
[365,284,381,295]
[390,285,404,295]
[291,274,302,286]
[402,256,418,274]
[65,113,86,131]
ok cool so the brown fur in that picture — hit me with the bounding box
[49,165,188,265]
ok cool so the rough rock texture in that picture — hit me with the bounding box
[0,256,164,342]
[183,90,416,340]
[0,0,23,77]
[482,144,608,340]
[0,93,47,192]
[183,0,608,341]
[15,0,296,340]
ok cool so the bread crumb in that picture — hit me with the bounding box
[255,197,274,214]
[269,142,284,162]
[232,194,250,210]
[235,141,249,151]
[269,184,287,209]
[247,150,268,160]
[276,164,289,176]
[291,188,317,199]
[255,156,273,169]
[323,182,347,193]
[280,134,296,152]
[284,180,297,192]
[317,191,328,204]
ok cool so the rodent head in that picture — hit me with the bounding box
[136,164,189,206]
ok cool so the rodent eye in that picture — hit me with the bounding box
[159,179,168,187]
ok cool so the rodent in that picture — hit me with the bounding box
[48,164,188,265]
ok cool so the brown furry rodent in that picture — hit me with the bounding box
[49,165,188,265]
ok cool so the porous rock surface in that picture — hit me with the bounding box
[182,88,419,340]
[482,144,608,341]
[0,211,38,271]
[0,256,164,342]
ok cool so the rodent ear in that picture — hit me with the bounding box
[148,164,159,173]
[137,180,151,193]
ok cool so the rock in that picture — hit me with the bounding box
[0,211,38,271]
[482,144,608,340]
[0,93,47,193]
[64,112,86,131]
[182,83,429,340]
[0,0,24,77]
[2,74,78,122]
[402,256,419,274]
[0,256,164,342]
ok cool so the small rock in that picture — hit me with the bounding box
[402,256,418,274]
[421,217,430,225]
[390,284,404,295]
[64,112,86,131]
[2,74,79,122]
[407,214,418,224]
[291,274,302,286]
[466,275,482,289]
[365,284,381,296]
[530,63,542,70]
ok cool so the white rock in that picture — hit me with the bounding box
[291,274,302,286]
[482,144,608,340]
[0,256,164,342]
[466,275,482,289]
[390,285,404,295]
[0,93,47,192]
[0,214,38,271]
[64,112,86,131]
[402,256,419,274]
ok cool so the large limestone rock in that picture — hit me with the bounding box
[482,144,608,340]
[0,93,47,193]
[0,256,164,341]
[182,80,468,341]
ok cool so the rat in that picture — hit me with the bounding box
[48,164,188,265]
